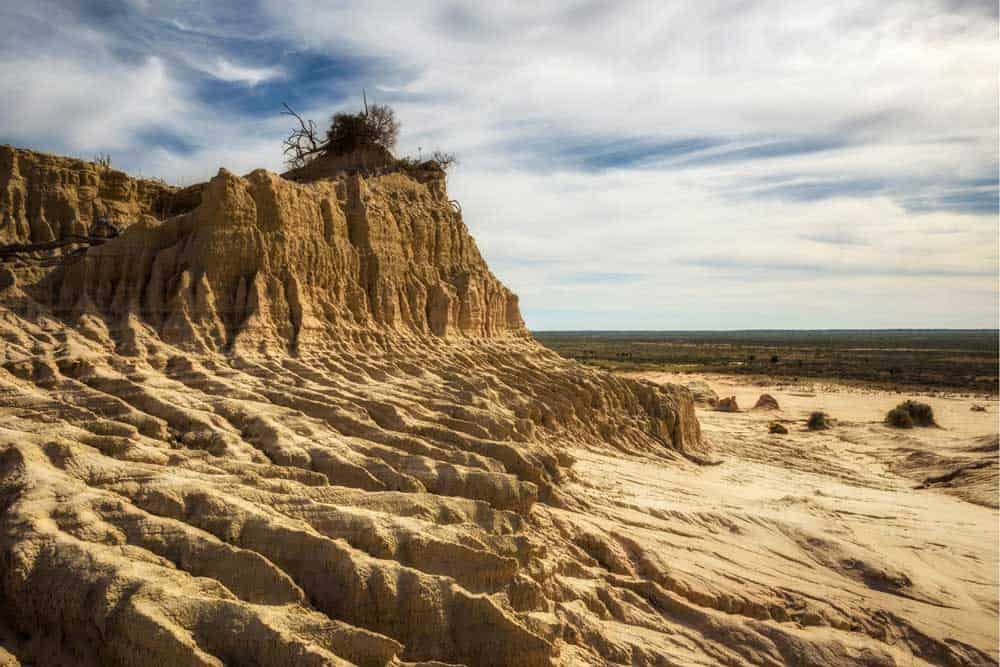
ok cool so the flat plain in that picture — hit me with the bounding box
[535,329,1000,394]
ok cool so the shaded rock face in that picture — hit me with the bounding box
[715,396,740,412]
[0,150,709,666]
[685,379,719,407]
[753,393,780,410]
[0,146,176,244]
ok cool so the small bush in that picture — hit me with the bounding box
[769,422,788,434]
[326,103,399,155]
[430,150,457,171]
[886,400,936,428]
[807,411,830,430]
[885,407,914,428]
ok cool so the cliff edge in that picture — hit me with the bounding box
[0,148,712,666]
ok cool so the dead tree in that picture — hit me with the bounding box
[281,103,326,169]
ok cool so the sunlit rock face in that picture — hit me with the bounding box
[0,149,714,667]
[0,146,177,245]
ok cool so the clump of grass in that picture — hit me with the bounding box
[886,400,936,428]
[807,411,830,430]
[769,422,788,434]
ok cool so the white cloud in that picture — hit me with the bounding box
[0,55,184,152]
[208,59,284,86]
[0,0,995,328]
[260,0,997,327]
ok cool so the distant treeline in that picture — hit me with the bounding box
[534,330,999,393]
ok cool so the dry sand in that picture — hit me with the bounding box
[611,371,999,662]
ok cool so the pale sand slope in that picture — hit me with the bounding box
[596,371,996,663]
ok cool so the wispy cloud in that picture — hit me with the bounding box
[0,0,995,327]
[208,59,284,86]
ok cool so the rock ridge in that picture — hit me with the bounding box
[0,146,178,245]
[0,148,722,666]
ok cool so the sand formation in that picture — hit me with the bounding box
[0,147,995,666]
[684,379,718,407]
[0,146,176,245]
[714,396,740,412]
[754,393,780,410]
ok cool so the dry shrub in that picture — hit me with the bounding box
[807,411,830,430]
[885,406,914,429]
[326,104,399,155]
[886,400,936,428]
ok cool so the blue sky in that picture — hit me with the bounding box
[1,1,996,329]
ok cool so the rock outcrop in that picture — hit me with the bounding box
[4,149,987,667]
[715,396,740,412]
[753,393,780,410]
[0,146,179,245]
[685,379,719,407]
[0,148,713,666]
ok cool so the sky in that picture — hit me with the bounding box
[0,1,996,330]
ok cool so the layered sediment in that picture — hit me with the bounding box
[0,149,707,666]
[0,148,993,666]
[0,146,180,245]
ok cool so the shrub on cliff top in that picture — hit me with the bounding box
[326,103,399,155]
[283,99,456,174]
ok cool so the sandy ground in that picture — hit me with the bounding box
[583,371,999,663]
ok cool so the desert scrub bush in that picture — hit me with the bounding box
[326,103,399,154]
[885,406,914,428]
[886,400,936,428]
[806,411,830,430]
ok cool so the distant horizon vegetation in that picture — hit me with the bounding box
[535,329,999,393]
[532,328,999,333]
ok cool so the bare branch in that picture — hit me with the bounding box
[281,103,327,169]
[430,150,457,171]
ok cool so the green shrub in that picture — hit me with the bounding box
[886,400,936,428]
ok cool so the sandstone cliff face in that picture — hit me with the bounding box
[0,149,728,667]
[44,167,524,347]
[0,150,988,667]
[0,146,175,245]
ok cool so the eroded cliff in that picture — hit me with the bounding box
[1,149,989,667]
[41,166,524,348]
[0,149,717,667]
[0,146,179,245]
